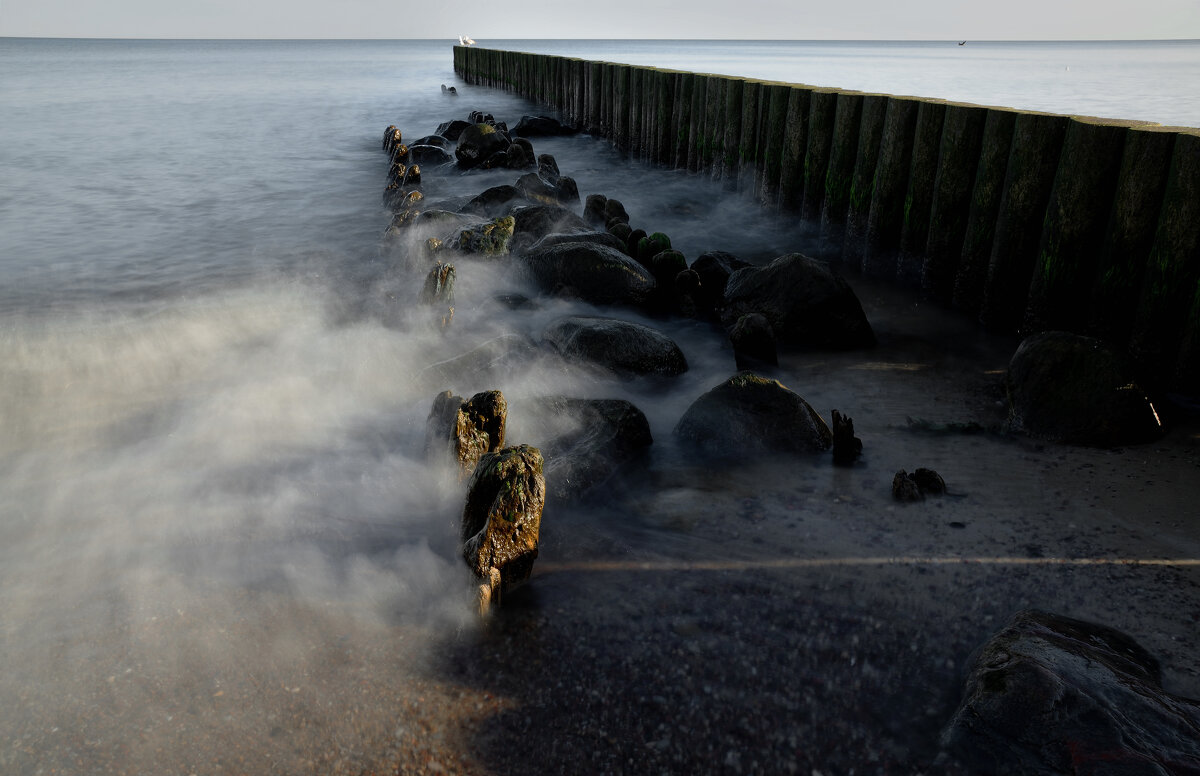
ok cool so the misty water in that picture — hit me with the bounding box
[2,39,1199,773]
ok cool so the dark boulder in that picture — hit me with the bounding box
[891,470,924,501]
[673,373,833,459]
[460,444,546,610]
[603,198,630,226]
[542,315,688,378]
[584,194,608,227]
[1006,331,1163,446]
[939,610,1200,774]
[721,253,875,349]
[515,172,562,206]
[408,144,454,167]
[505,140,536,170]
[537,154,560,183]
[729,312,777,369]
[691,250,751,315]
[410,134,452,150]
[455,123,510,169]
[528,397,653,503]
[526,231,628,254]
[462,185,523,217]
[607,222,634,250]
[507,204,590,253]
[418,334,541,389]
[435,119,471,141]
[625,228,647,258]
[520,241,657,308]
[513,115,577,137]
[635,232,672,266]
[554,176,580,207]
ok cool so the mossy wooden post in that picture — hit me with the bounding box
[758,83,790,207]
[921,104,988,304]
[952,108,1018,314]
[653,70,674,166]
[717,77,743,188]
[819,91,864,259]
[800,89,836,222]
[1131,130,1200,388]
[599,62,614,138]
[634,66,650,162]
[978,112,1069,333]
[612,64,631,153]
[842,95,888,272]
[738,80,763,195]
[672,72,695,169]
[687,74,708,172]
[779,87,813,213]
[898,100,947,288]
[1087,125,1175,346]
[1023,117,1143,335]
[702,76,726,178]
[863,96,920,279]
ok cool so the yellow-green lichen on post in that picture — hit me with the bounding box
[1024,116,1146,335]
[898,100,947,287]
[951,107,1017,313]
[842,94,888,272]
[863,96,921,280]
[1131,130,1200,389]
[1087,124,1176,347]
[978,111,1069,333]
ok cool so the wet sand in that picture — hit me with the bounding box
[4,274,1198,776]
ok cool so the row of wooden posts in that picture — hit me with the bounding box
[453,46,1200,394]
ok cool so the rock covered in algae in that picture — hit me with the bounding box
[673,372,832,459]
[424,389,507,476]
[453,216,514,256]
[939,609,1200,773]
[460,444,546,585]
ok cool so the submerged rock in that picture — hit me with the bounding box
[408,144,454,166]
[461,444,546,605]
[691,250,751,316]
[508,204,590,253]
[531,397,653,503]
[830,409,862,466]
[418,334,540,389]
[939,609,1200,774]
[1006,330,1163,446]
[513,115,576,137]
[673,373,832,459]
[542,315,688,378]
[730,312,777,370]
[721,253,875,349]
[453,216,515,256]
[891,470,924,502]
[520,241,657,308]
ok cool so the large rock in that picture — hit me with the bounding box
[435,119,471,141]
[721,253,875,349]
[691,251,750,316]
[462,185,523,217]
[532,397,653,503]
[1006,331,1164,446]
[424,389,507,475]
[455,123,510,169]
[460,444,546,588]
[939,610,1200,774]
[512,115,577,137]
[542,315,688,378]
[520,241,657,308]
[526,231,628,255]
[408,144,454,167]
[508,204,591,253]
[418,334,540,389]
[452,216,514,256]
[673,373,833,458]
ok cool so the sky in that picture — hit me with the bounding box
[3,0,1200,40]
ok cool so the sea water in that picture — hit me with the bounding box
[2,38,1198,773]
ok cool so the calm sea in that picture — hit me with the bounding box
[1,37,1198,773]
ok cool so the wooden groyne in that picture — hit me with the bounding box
[454,46,1200,395]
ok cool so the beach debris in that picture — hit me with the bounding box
[830,409,862,466]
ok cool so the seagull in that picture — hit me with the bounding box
[464,36,475,45]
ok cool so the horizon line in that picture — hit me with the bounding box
[4,35,1200,43]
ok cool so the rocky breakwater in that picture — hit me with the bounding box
[379,105,1198,768]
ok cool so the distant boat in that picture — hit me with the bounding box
[958,41,966,46]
